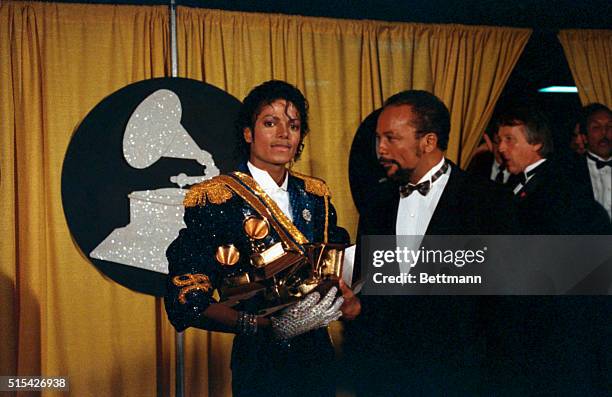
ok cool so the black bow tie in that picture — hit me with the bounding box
[399,161,449,198]
[400,180,431,197]
[587,153,612,169]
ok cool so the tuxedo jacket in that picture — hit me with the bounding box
[569,154,611,220]
[490,159,612,394]
[345,163,518,395]
[513,159,611,234]
[573,154,595,198]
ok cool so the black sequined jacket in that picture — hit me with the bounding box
[164,166,349,332]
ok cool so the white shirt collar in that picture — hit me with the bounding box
[247,162,289,192]
[524,158,547,176]
[513,158,547,195]
[414,157,447,184]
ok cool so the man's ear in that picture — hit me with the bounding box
[532,142,543,154]
[244,127,253,143]
[423,132,438,153]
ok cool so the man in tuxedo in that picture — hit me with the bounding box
[496,106,610,234]
[573,103,611,223]
[488,106,611,395]
[345,90,516,396]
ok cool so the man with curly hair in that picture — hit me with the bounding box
[165,80,360,396]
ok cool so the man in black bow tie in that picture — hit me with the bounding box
[489,106,611,395]
[374,90,514,237]
[574,103,611,222]
[496,106,610,234]
[347,90,516,396]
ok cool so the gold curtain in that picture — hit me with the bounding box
[0,2,171,396]
[2,2,530,396]
[558,29,612,107]
[177,7,530,234]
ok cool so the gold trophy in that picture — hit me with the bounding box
[217,215,354,316]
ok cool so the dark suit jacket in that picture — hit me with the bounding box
[345,163,517,396]
[513,159,610,234]
[490,159,612,395]
[567,153,611,223]
[572,154,595,197]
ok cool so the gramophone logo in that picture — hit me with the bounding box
[62,78,241,296]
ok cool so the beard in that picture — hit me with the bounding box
[379,147,422,184]
[389,164,414,184]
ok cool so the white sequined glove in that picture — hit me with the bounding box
[271,286,344,341]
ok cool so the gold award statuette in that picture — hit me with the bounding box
[304,243,348,279]
[298,243,349,296]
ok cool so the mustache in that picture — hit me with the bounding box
[379,157,400,167]
[378,158,413,184]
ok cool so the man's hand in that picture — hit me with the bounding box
[271,287,343,340]
[338,279,361,321]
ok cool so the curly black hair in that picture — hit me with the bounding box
[235,80,310,162]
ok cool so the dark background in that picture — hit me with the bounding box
[57,0,611,148]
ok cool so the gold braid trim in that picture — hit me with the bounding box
[172,273,212,304]
[183,178,233,207]
[289,171,331,197]
[227,172,309,248]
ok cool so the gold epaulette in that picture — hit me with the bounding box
[290,171,331,197]
[183,178,233,207]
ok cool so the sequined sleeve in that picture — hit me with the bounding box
[164,203,224,332]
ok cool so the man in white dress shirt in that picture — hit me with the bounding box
[491,106,611,395]
[165,80,359,397]
[577,103,611,222]
[495,105,610,234]
[349,90,515,396]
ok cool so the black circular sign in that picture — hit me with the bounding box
[349,108,398,216]
[62,78,242,296]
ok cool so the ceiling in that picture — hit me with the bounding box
[57,0,612,30]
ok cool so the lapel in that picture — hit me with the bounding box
[388,162,466,235]
[581,156,595,197]
[506,172,523,190]
[513,160,551,204]
[383,187,401,236]
[425,164,464,235]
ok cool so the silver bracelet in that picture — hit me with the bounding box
[236,311,258,335]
